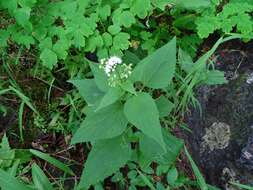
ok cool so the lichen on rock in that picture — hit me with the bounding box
[201,122,231,153]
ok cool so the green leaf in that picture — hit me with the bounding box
[139,129,183,166]
[113,10,136,28]
[18,0,37,7]
[108,25,121,35]
[89,63,109,92]
[98,5,111,20]
[96,87,124,111]
[53,38,69,60]
[155,96,174,118]
[78,136,131,188]
[172,0,211,10]
[102,32,113,47]
[130,0,152,19]
[12,32,34,48]
[184,147,208,190]
[69,79,104,106]
[131,37,176,89]
[0,30,10,47]
[32,163,54,190]
[14,7,31,27]
[196,16,220,38]
[0,169,32,190]
[167,167,178,185]
[8,160,20,177]
[85,34,104,52]
[120,81,136,95]
[137,170,156,190]
[0,0,17,12]
[73,30,86,48]
[124,92,165,150]
[71,103,128,143]
[178,48,194,73]
[203,70,227,85]
[113,32,130,50]
[40,48,58,70]
[0,134,15,168]
[39,37,52,50]
[30,149,74,176]
[152,0,170,10]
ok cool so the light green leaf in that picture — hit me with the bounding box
[98,5,111,20]
[172,0,211,10]
[53,38,69,60]
[73,30,86,48]
[85,34,104,52]
[0,30,10,47]
[152,0,171,10]
[113,10,136,28]
[155,95,174,117]
[30,149,74,176]
[40,48,58,70]
[130,0,152,19]
[131,37,176,89]
[124,92,165,150]
[32,163,54,190]
[71,103,128,143]
[69,79,104,106]
[18,0,37,7]
[196,16,220,38]
[39,37,52,50]
[113,32,130,50]
[102,32,113,47]
[14,7,31,27]
[78,136,131,188]
[108,25,121,35]
[96,87,124,111]
[0,169,32,190]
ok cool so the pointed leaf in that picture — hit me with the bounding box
[32,163,54,190]
[124,92,165,150]
[155,96,174,118]
[96,87,124,111]
[71,103,128,143]
[0,169,32,190]
[90,63,109,92]
[78,136,131,188]
[131,38,176,89]
[29,149,74,176]
[69,79,104,106]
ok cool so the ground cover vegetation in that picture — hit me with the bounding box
[0,0,253,189]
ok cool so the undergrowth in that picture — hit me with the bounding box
[0,0,253,190]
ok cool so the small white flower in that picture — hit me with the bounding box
[99,56,122,77]
[108,56,122,65]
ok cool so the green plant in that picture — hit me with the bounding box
[0,0,163,69]
[0,0,213,70]
[70,35,230,189]
[0,134,75,190]
[196,0,253,39]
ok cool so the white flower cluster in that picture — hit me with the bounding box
[99,56,132,87]
[100,56,122,76]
